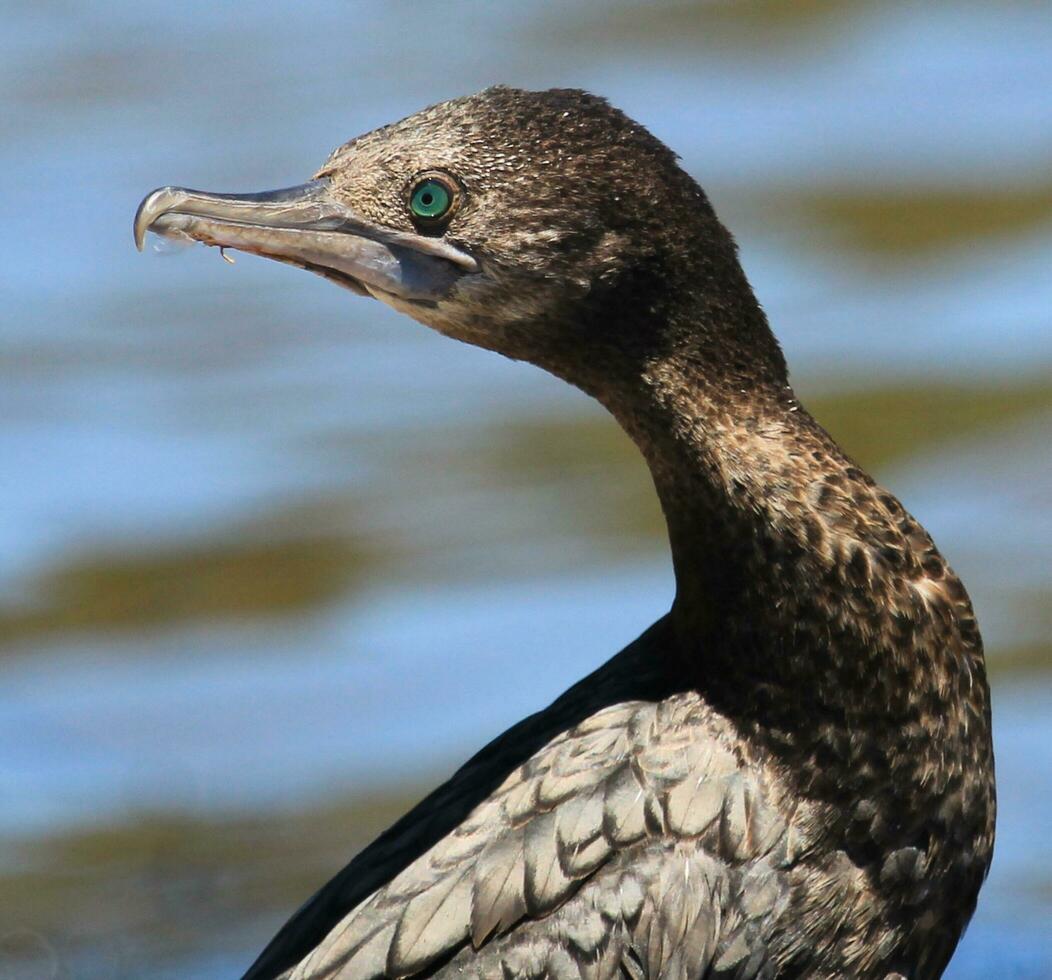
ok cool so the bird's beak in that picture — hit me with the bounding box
[134,179,477,302]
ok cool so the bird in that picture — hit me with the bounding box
[134,86,995,980]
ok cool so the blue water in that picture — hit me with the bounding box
[1,2,1051,976]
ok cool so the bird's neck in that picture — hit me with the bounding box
[607,352,840,655]
[599,330,993,907]
[590,316,982,763]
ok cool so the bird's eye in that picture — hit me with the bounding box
[408,174,457,226]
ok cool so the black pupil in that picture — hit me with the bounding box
[421,192,433,205]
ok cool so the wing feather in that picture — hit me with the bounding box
[283,684,795,979]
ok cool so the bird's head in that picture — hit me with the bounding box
[136,86,778,396]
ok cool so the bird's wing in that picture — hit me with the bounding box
[287,694,797,979]
[243,619,674,980]
[243,620,804,980]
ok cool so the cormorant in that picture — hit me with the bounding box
[134,87,995,980]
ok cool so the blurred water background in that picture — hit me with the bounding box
[1,1,1050,977]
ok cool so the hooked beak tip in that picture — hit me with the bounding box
[134,186,177,251]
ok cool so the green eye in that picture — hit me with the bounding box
[409,176,455,223]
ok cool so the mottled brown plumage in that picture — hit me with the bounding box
[135,86,995,980]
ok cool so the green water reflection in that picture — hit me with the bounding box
[0,790,422,979]
[3,379,1048,650]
